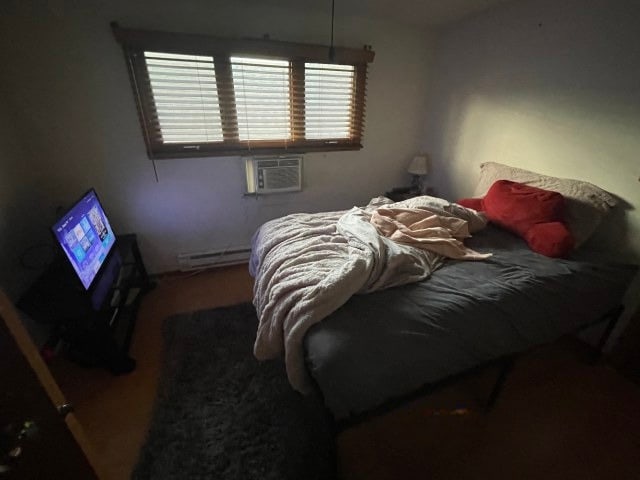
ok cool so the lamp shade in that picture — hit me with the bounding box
[407,155,429,176]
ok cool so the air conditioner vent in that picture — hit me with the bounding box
[245,156,302,194]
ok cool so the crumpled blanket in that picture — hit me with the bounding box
[370,207,491,260]
[250,196,489,393]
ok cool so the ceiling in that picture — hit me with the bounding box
[336,0,514,27]
[241,0,515,29]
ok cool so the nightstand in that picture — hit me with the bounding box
[385,190,419,202]
[385,187,436,202]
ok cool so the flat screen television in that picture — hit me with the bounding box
[51,189,117,290]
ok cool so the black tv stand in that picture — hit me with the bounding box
[18,234,152,374]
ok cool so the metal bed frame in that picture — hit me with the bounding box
[333,305,625,431]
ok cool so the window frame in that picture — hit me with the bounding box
[113,24,374,159]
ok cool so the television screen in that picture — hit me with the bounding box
[52,189,116,290]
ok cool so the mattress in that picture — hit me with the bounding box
[303,225,637,420]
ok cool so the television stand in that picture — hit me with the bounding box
[18,234,152,374]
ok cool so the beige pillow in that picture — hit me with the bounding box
[473,162,617,247]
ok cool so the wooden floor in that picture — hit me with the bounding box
[51,265,640,480]
[51,265,254,480]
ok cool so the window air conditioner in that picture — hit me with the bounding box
[245,156,302,194]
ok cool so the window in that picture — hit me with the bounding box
[305,63,355,140]
[231,57,291,141]
[113,25,374,158]
[144,52,223,144]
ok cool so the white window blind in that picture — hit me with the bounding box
[144,51,223,144]
[304,63,355,140]
[231,57,291,141]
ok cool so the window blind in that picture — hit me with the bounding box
[231,57,291,142]
[144,52,223,143]
[304,63,355,140]
[114,25,374,158]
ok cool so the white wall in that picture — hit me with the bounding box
[0,0,434,282]
[0,92,55,298]
[423,0,640,264]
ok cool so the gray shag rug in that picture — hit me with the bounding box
[132,303,335,480]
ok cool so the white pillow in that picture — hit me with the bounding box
[473,162,617,247]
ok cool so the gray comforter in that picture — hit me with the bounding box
[250,196,488,393]
[304,225,637,420]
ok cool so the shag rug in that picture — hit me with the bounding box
[132,303,335,480]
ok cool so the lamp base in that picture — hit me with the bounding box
[410,175,424,194]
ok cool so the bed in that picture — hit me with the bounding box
[303,223,635,420]
[252,163,637,421]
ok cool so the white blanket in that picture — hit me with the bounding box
[250,196,489,393]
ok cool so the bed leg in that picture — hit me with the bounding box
[590,305,625,364]
[484,356,515,412]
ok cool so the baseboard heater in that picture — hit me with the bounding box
[177,246,252,271]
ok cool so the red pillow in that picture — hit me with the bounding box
[457,197,484,212]
[458,180,574,257]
